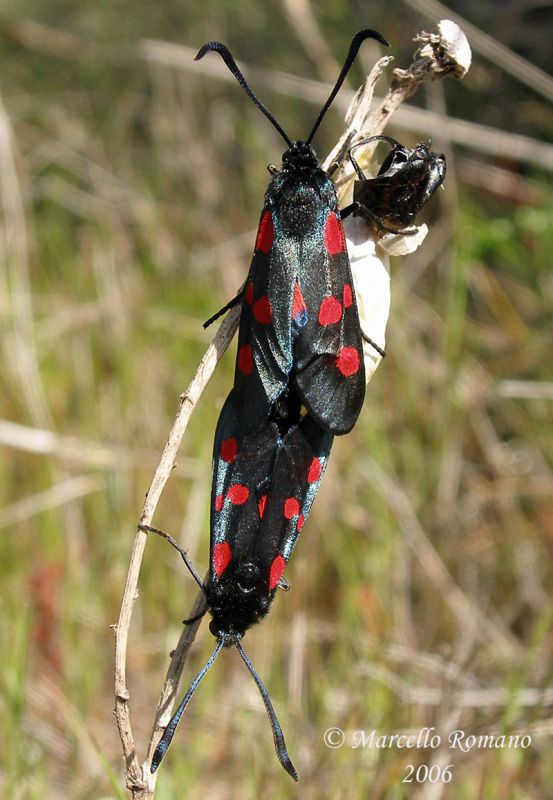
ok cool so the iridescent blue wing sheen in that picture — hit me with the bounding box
[232,208,295,437]
[210,390,332,591]
[232,179,365,439]
[293,206,366,435]
[210,389,280,581]
[254,413,333,590]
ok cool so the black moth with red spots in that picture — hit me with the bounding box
[201,31,389,438]
[209,387,332,641]
[150,29,389,783]
[149,386,332,781]
[234,179,365,436]
[234,194,366,436]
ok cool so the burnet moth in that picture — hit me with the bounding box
[147,30,393,781]
[199,29,390,437]
[145,388,332,781]
[342,136,446,235]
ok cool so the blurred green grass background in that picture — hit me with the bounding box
[1,1,553,798]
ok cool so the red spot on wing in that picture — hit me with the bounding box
[214,541,232,577]
[238,344,253,375]
[215,494,224,512]
[227,484,250,505]
[308,457,322,483]
[297,514,305,532]
[284,498,300,519]
[292,280,307,321]
[245,282,254,305]
[253,295,273,324]
[255,211,274,254]
[336,346,360,377]
[220,437,238,463]
[324,211,345,256]
[343,284,353,308]
[258,494,267,519]
[269,555,286,590]
[318,296,342,326]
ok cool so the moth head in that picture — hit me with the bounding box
[281,141,318,171]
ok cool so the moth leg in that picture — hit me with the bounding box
[355,202,415,235]
[326,158,342,176]
[340,202,358,220]
[341,201,385,223]
[203,288,244,329]
[361,332,386,358]
[138,523,206,590]
[182,610,207,625]
[276,577,290,592]
[344,202,417,236]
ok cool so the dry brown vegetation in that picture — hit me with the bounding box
[2,2,553,798]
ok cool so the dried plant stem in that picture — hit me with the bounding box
[114,306,239,797]
[404,0,553,103]
[143,578,208,770]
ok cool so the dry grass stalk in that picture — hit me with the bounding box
[142,37,553,172]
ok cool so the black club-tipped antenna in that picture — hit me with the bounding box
[149,638,298,780]
[150,638,224,773]
[306,29,389,145]
[195,42,292,147]
[195,29,389,150]
[236,640,298,781]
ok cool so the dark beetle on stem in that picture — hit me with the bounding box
[342,135,446,235]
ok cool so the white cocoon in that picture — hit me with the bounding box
[345,216,390,385]
[344,216,428,385]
